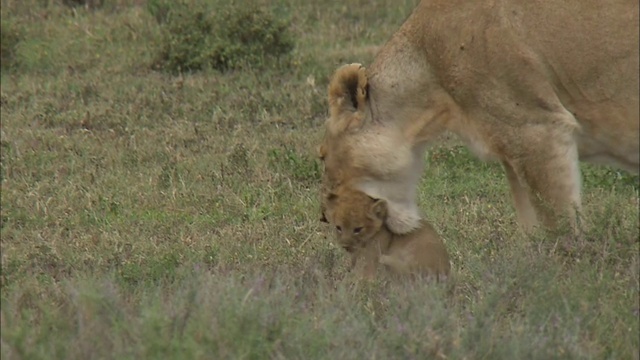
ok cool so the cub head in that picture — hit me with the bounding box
[321,186,387,253]
[319,63,424,234]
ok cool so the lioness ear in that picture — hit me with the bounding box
[327,63,368,132]
[370,199,387,220]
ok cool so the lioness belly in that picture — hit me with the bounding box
[571,102,639,173]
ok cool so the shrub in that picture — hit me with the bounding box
[0,21,21,71]
[146,0,172,24]
[151,0,294,73]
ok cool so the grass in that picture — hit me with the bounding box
[1,0,638,359]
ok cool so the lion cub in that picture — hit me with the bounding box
[321,186,451,280]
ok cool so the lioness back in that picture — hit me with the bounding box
[380,220,451,279]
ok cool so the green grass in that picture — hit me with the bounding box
[1,1,638,359]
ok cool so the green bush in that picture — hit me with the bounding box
[1,21,21,71]
[147,0,172,24]
[151,0,294,73]
[61,0,104,10]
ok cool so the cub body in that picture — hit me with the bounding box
[322,186,450,280]
[380,220,451,281]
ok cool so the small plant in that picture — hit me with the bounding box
[582,165,639,191]
[152,0,294,73]
[268,146,320,184]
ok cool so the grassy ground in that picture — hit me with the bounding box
[1,1,638,359]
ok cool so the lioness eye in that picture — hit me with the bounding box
[336,226,342,233]
[353,227,363,234]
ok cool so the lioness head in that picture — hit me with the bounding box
[320,63,426,234]
[321,186,387,253]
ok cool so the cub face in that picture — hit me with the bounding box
[321,186,387,253]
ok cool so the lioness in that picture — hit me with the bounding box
[319,1,639,235]
[322,186,451,280]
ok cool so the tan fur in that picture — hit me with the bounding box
[320,1,639,235]
[323,186,451,280]
[322,186,387,279]
[379,220,451,281]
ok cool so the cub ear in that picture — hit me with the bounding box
[370,198,387,220]
[327,63,368,132]
[317,144,326,160]
[320,211,329,223]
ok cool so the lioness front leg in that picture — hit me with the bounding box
[503,160,538,231]
[509,130,582,234]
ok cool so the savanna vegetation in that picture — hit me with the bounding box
[1,0,638,358]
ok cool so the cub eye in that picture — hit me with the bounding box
[336,226,342,233]
[353,227,363,234]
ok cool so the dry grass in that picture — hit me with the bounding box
[1,0,638,359]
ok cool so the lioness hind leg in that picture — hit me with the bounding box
[511,129,583,235]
